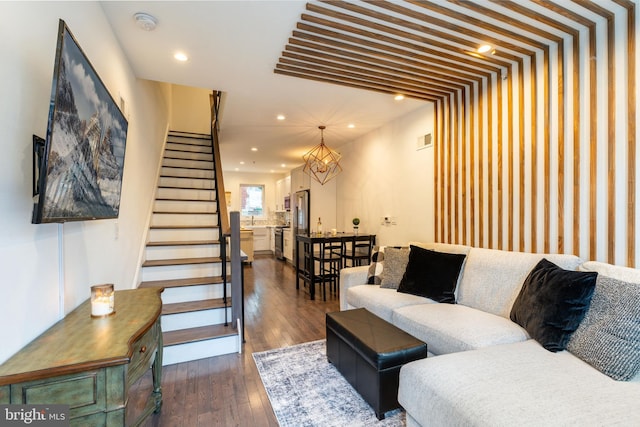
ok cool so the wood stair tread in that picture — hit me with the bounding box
[154,198,217,203]
[162,298,229,315]
[161,165,216,171]
[163,324,237,347]
[139,276,229,289]
[157,185,215,190]
[160,175,213,180]
[142,256,223,267]
[149,224,219,229]
[147,240,220,247]
[153,211,217,215]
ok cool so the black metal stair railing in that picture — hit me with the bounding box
[209,91,244,339]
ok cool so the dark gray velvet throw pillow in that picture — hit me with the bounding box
[396,245,466,304]
[510,258,597,352]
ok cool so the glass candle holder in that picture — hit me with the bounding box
[91,284,115,317]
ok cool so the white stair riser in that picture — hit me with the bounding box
[141,263,224,281]
[145,245,221,260]
[156,187,216,200]
[161,308,231,332]
[161,283,231,304]
[164,150,212,161]
[153,200,217,213]
[165,142,212,154]
[148,228,219,241]
[151,213,218,227]
[162,335,239,365]
[161,167,213,180]
[163,158,213,169]
[158,176,214,189]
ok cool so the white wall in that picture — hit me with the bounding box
[170,84,212,134]
[0,3,170,363]
[336,104,435,246]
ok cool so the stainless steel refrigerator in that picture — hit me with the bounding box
[293,190,310,268]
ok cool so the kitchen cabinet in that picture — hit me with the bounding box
[290,165,310,192]
[275,175,292,211]
[253,227,270,252]
[240,229,254,263]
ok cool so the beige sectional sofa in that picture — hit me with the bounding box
[339,243,640,426]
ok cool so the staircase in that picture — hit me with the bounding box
[139,130,239,365]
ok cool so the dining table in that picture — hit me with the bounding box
[295,232,376,300]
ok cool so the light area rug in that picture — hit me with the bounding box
[253,339,405,427]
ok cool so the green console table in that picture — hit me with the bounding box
[0,288,163,426]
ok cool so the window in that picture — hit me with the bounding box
[240,184,265,217]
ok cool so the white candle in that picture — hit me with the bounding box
[91,293,114,316]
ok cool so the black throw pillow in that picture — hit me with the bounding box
[397,245,466,304]
[510,258,598,352]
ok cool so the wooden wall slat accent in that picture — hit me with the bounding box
[434,101,441,243]
[518,60,526,252]
[277,0,638,267]
[497,74,504,250]
[454,91,460,244]
[589,24,598,261]
[543,48,551,254]
[470,83,476,247]
[507,66,515,251]
[557,42,565,254]
[487,77,494,249]
[478,78,485,247]
[626,3,637,267]
[461,88,468,246]
[531,56,538,253]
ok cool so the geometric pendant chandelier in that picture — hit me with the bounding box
[302,125,342,185]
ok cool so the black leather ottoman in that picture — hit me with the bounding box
[326,308,427,420]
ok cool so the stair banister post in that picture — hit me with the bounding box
[230,211,244,342]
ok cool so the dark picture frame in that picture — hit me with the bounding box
[32,20,128,224]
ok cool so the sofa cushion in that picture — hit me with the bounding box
[567,274,640,381]
[392,303,529,355]
[366,246,406,285]
[398,340,640,427]
[379,246,410,289]
[397,245,466,303]
[457,248,584,318]
[345,285,434,323]
[510,258,597,352]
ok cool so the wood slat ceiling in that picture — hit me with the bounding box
[274,0,630,102]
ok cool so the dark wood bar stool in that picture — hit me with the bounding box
[342,234,376,267]
[313,236,343,300]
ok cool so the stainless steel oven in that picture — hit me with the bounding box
[274,226,284,260]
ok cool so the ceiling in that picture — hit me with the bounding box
[100,1,427,174]
[101,0,628,174]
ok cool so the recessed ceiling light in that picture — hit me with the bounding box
[347,124,355,129]
[133,12,158,31]
[281,163,286,168]
[270,169,275,173]
[477,44,492,53]
[240,161,245,165]
[394,94,405,101]
[234,167,239,171]
[174,52,188,62]
[277,114,286,121]
[251,147,258,152]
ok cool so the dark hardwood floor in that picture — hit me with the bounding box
[131,253,340,426]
